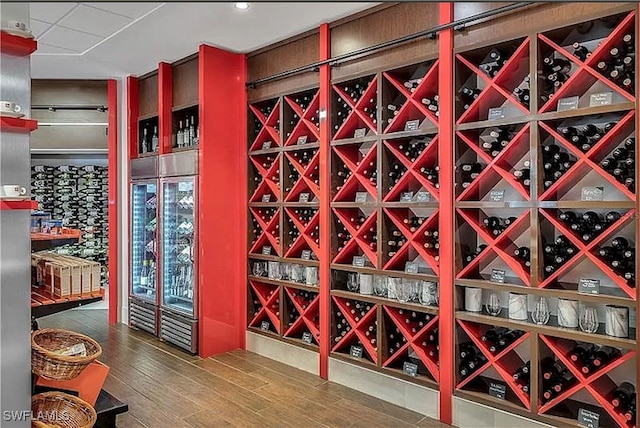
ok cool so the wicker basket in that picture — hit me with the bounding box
[32,329,102,381]
[31,392,96,428]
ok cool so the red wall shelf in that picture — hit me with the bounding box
[0,116,37,133]
[0,31,37,56]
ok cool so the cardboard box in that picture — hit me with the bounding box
[32,252,103,297]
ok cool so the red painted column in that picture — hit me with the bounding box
[126,76,139,160]
[198,44,247,357]
[438,2,455,424]
[107,79,118,324]
[318,22,331,379]
[158,62,173,154]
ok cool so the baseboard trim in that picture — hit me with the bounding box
[453,396,554,428]
[245,331,319,376]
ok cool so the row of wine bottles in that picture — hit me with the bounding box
[598,236,635,285]
[558,210,622,242]
[559,121,618,153]
[601,137,635,191]
[480,127,517,157]
[482,215,519,237]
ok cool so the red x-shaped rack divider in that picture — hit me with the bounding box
[284,149,321,201]
[456,38,531,125]
[456,320,531,409]
[283,288,320,343]
[382,306,440,381]
[538,208,636,295]
[332,142,378,202]
[538,12,636,113]
[333,77,378,140]
[249,153,281,202]
[456,209,531,285]
[538,113,636,201]
[284,207,320,258]
[383,61,440,133]
[284,91,321,146]
[331,296,378,363]
[249,208,281,256]
[383,208,440,274]
[332,208,378,267]
[249,100,281,150]
[384,136,440,202]
[456,125,531,201]
[248,281,281,333]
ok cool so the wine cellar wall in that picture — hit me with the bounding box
[244,2,639,427]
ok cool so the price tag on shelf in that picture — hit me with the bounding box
[488,381,507,400]
[355,192,369,203]
[260,321,270,331]
[589,92,613,107]
[489,189,505,202]
[350,345,364,360]
[402,362,419,377]
[262,141,272,150]
[299,193,310,203]
[581,186,604,201]
[352,256,366,267]
[404,119,420,132]
[400,192,414,202]
[578,408,600,428]
[354,128,367,138]
[262,246,272,255]
[578,278,600,295]
[262,194,271,203]
[490,269,506,284]
[557,96,580,111]
[416,191,430,202]
[405,262,419,274]
[297,135,308,145]
[302,332,313,344]
[301,250,312,260]
[488,107,506,121]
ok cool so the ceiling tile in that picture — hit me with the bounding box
[38,25,103,53]
[30,3,79,24]
[35,43,77,54]
[30,19,52,38]
[57,5,132,37]
[84,2,162,19]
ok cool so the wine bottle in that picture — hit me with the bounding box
[612,382,636,408]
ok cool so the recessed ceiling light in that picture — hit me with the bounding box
[234,2,250,10]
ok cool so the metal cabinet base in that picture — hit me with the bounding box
[160,309,198,354]
[129,298,158,336]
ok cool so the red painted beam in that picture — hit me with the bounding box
[438,2,454,424]
[126,76,139,160]
[107,79,118,325]
[319,22,331,379]
[198,44,247,357]
[158,62,173,154]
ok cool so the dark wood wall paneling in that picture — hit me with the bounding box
[454,2,633,51]
[172,57,199,109]
[31,80,108,150]
[247,31,320,102]
[329,2,440,82]
[138,72,158,118]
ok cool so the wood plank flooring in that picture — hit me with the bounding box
[38,310,450,428]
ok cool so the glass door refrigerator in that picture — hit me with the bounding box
[159,151,198,354]
[129,157,160,336]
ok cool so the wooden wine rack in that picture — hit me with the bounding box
[248,88,323,350]
[245,3,639,427]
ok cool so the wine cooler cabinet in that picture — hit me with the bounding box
[129,297,158,336]
[160,309,198,354]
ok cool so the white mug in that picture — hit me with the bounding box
[0,101,21,114]
[2,185,27,197]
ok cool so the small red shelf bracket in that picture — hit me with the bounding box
[0,31,37,56]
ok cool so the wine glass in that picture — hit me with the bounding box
[579,305,599,333]
[373,276,387,297]
[268,261,281,279]
[485,291,502,316]
[396,279,414,303]
[292,264,304,283]
[531,296,550,325]
[346,272,359,292]
[419,281,439,306]
[252,261,265,277]
[281,263,292,281]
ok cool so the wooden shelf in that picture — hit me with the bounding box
[0,30,37,56]
[331,289,439,315]
[537,101,636,122]
[31,287,104,318]
[455,311,637,350]
[0,116,38,132]
[248,275,319,292]
[0,200,37,210]
[249,253,320,267]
